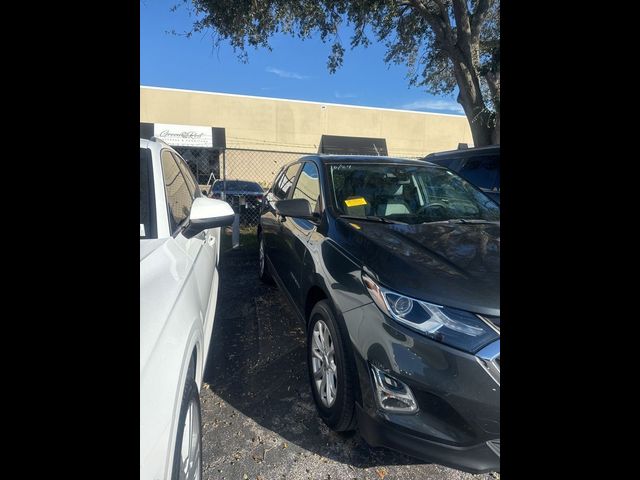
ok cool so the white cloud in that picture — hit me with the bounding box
[400,99,464,114]
[265,67,309,80]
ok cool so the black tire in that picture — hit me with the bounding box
[258,234,274,285]
[171,379,202,480]
[307,300,357,432]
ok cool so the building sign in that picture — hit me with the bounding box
[153,123,213,148]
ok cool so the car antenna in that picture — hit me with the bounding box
[373,143,380,156]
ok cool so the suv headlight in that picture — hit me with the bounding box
[362,273,498,353]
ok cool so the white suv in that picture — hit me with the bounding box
[140,138,234,480]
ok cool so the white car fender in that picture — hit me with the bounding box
[140,248,206,480]
[162,319,205,479]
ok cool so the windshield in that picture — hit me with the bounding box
[328,163,499,224]
[212,180,264,192]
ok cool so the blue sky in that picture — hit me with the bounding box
[140,0,463,115]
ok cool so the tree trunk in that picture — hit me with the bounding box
[409,0,498,146]
[467,115,494,147]
[453,62,495,147]
[491,112,500,144]
[485,70,500,144]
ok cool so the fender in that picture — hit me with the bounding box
[163,318,204,480]
[300,258,366,407]
[301,238,372,318]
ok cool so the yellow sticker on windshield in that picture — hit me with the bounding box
[344,197,367,207]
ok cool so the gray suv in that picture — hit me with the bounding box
[258,155,500,473]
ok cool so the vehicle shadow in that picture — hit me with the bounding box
[203,238,423,469]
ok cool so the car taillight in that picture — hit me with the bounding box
[256,195,263,202]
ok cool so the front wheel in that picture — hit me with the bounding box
[307,300,357,432]
[171,380,202,480]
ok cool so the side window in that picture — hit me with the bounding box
[457,155,499,190]
[161,150,193,233]
[272,163,301,200]
[172,152,198,198]
[140,148,156,239]
[292,162,321,213]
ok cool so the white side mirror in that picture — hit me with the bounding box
[183,197,235,238]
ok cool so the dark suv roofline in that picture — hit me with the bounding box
[301,154,434,166]
[424,145,499,158]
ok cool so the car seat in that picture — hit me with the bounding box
[402,183,420,213]
[375,183,411,216]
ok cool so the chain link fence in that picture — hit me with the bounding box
[218,148,310,227]
[174,146,221,186]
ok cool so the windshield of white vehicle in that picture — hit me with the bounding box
[328,163,499,224]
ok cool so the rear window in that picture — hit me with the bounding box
[457,154,499,190]
[140,148,156,239]
[212,181,264,192]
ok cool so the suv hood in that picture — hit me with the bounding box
[336,219,500,315]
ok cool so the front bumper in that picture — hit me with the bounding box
[343,302,500,473]
[357,404,499,473]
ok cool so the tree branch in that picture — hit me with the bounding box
[484,70,500,110]
[408,0,459,59]
[431,0,456,44]
[451,0,471,36]
[451,0,473,61]
[470,0,493,39]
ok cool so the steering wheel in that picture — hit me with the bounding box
[416,202,448,215]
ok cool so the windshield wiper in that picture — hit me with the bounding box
[452,218,498,224]
[339,215,407,225]
[442,218,499,224]
[418,218,499,225]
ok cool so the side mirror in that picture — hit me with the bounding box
[275,198,317,220]
[183,197,235,238]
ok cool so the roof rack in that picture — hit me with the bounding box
[425,144,499,157]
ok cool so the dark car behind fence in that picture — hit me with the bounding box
[213,148,309,226]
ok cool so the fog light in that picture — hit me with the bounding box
[370,364,418,413]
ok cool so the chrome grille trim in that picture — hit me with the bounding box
[476,340,500,385]
[478,314,500,333]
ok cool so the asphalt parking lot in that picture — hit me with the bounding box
[201,231,498,480]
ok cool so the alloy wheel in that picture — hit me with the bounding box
[311,320,338,407]
[178,397,201,480]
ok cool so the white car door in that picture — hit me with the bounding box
[167,151,218,337]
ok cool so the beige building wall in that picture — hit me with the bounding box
[140,86,473,158]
